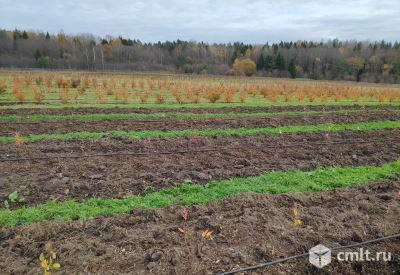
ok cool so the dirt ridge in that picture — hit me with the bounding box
[1,129,399,205]
[1,177,399,274]
[1,111,400,135]
[1,104,399,116]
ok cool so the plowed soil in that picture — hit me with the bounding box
[1,104,399,116]
[1,177,399,274]
[2,103,400,275]
[1,111,400,135]
[1,129,399,205]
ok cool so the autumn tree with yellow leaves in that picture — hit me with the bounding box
[233,58,256,76]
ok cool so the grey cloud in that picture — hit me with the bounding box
[0,0,398,42]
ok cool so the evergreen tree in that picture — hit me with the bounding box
[288,59,297,78]
[332,38,340,48]
[256,54,265,71]
[37,56,49,68]
[34,49,42,61]
[13,29,22,40]
[22,31,28,39]
[45,32,50,40]
[275,53,285,70]
[393,58,400,73]
[264,55,274,70]
[272,44,279,54]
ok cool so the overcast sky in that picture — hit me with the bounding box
[0,0,399,43]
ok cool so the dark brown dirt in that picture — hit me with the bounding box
[1,111,400,135]
[0,178,399,274]
[1,129,399,206]
[1,104,399,116]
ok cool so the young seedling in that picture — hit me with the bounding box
[171,86,184,104]
[39,251,61,275]
[239,89,247,103]
[223,87,235,103]
[155,92,166,104]
[3,191,25,209]
[204,86,221,103]
[178,227,185,234]
[12,81,25,102]
[181,208,189,221]
[31,86,45,103]
[14,132,24,145]
[292,203,303,226]
[0,80,7,94]
[201,229,213,238]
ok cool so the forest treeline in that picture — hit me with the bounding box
[1,29,400,83]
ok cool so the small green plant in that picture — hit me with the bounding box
[40,251,61,275]
[4,191,24,209]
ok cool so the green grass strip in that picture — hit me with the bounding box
[1,160,399,227]
[0,120,399,143]
[0,108,393,122]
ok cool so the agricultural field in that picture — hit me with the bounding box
[1,70,400,107]
[0,70,400,274]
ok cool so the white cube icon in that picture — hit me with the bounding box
[309,244,331,268]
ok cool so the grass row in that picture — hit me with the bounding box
[0,108,387,122]
[1,101,400,110]
[1,160,399,227]
[1,120,399,143]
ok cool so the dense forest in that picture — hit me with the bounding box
[1,29,400,83]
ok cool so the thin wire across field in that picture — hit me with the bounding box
[218,233,400,274]
[2,137,399,162]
